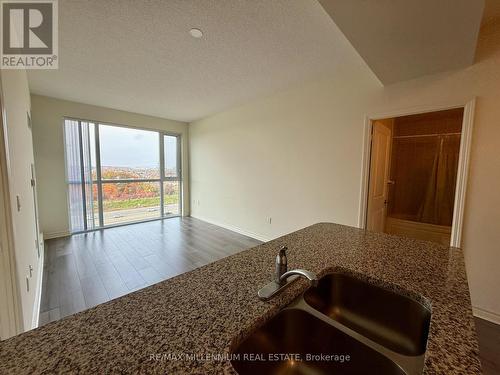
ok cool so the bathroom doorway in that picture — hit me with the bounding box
[364,107,470,246]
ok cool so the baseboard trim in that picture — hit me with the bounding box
[190,215,271,243]
[473,306,500,325]
[43,230,70,240]
[31,238,44,330]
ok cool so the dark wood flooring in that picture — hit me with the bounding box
[475,317,500,374]
[39,217,261,326]
[39,218,499,374]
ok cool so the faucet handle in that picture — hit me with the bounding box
[278,245,287,256]
[275,246,288,283]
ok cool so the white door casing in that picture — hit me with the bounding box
[366,120,392,232]
[358,99,476,248]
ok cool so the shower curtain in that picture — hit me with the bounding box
[417,135,461,225]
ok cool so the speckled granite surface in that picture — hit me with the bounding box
[0,223,481,374]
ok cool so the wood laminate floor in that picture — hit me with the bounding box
[475,317,500,375]
[39,217,261,326]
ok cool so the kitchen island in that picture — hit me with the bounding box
[0,223,481,374]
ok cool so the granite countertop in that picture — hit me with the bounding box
[0,223,481,374]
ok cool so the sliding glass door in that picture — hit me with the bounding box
[64,119,181,233]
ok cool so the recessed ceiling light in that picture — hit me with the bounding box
[189,28,203,38]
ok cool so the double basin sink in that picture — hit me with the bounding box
[231,272,431,375]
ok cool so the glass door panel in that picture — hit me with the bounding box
[164,135,178,178]
[163,134,181,216]
[99,125,161,226]
[163,181,180,216]
[99,125,160,179]
[102,181,161,226]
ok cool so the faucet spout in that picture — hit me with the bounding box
[279,269,318,286]
[258,246,318,301]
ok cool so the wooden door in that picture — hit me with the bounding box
[367,120,392,232]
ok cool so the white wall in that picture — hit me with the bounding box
[31,95,189,238]
[1,70,41,331]
[190,20,500,320]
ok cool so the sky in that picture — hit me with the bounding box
[96,125,177,170]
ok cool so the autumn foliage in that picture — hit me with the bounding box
[92,168,178,201]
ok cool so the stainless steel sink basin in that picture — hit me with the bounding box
[303,273,431,356]
[231,308,406,375]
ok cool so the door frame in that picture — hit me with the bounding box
[358,98,476,248]
[0,76,23,338]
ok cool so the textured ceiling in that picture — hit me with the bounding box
[319,0,484,84]
[28,0,366,122]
